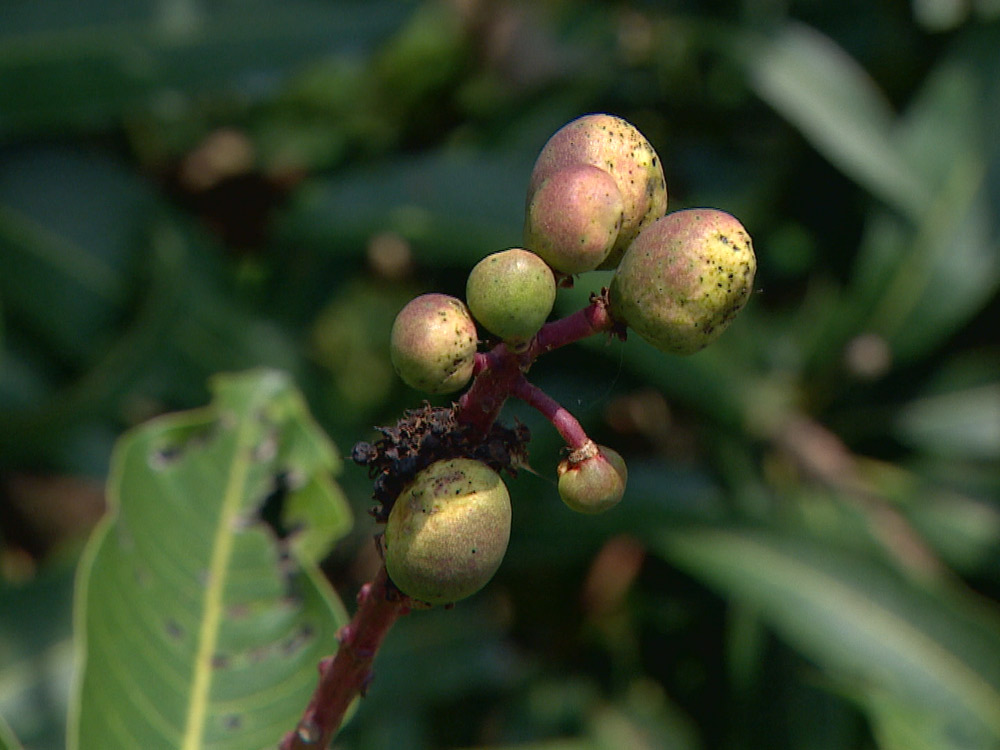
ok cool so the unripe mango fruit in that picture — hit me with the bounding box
[557,443,628,514]
[609,208,756,355]
[524,163,625,274]
[527,114,667,269]
[390,293,478,394]
[385,458,511,605]
[466,248,556,346]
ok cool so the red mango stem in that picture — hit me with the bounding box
[280,567,410,750]
[511,375,591,451]
[527,293,618,359]
[457,296,618,435]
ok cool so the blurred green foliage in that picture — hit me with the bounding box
[1,1,998,749]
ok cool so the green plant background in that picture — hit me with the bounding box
[1,1,999,749]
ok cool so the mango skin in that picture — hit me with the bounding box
[466,248,556,346]
[527,114,667,269]
[384,458,511,605]
[557,445,628,514]
[389,293,478,394]
[524,164,624,274]
[609,209,756,355]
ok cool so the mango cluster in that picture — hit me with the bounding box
[381,114,756,605]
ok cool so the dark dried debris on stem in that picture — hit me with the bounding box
[352,402,530,523]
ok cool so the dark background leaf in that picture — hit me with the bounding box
[1,1,998,749]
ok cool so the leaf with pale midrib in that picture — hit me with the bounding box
[70,370,352,750]
[654,526,1000,749]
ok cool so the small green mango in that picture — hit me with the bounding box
[557,443,628,514]
[466,248,556,347]
[385,458,511,605]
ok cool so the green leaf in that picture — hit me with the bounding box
[70,369,352,750]
[858,58,1000,360]
[864,687,988,750]
[904,490,1000,577]
[0,562,77,750]
[748,23,929,216]
[0,637,73,750]
[278,147,530,267]
[0,715,24,750]
[0,219,188,471]
[756,28,1000,364]
[652,527,1000,745]
[895,384,1000,461]
[585,687,699,750]
[0,147,155,364]
[0,0,413,138]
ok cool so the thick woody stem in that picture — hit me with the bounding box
[279,567,410,750]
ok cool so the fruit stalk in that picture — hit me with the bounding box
[457,296,617,435]
[512,375,590,451]
[455,341,522,435]
[527,294,617,358]
[286,297,618,744]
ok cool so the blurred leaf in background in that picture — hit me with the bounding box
[1,1,998,749]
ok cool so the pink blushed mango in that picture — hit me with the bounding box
[610,209,756,355]
[527,114,667,268]
[390,293,478,394]
[524,164,624,274]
